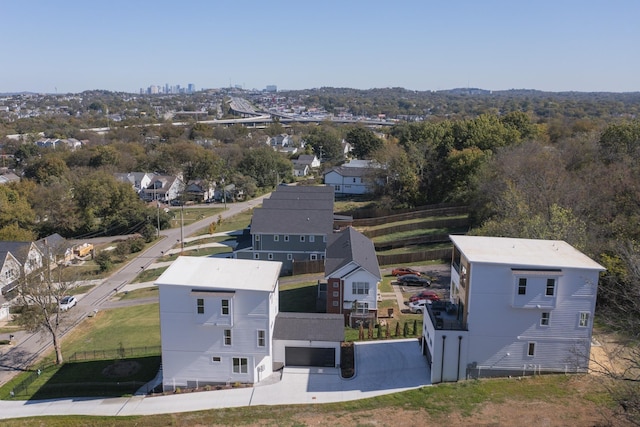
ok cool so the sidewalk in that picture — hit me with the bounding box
[0,339,431,419]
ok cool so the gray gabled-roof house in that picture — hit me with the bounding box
[234,185,335,275]
[324,227,381,326]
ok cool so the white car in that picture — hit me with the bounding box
[59,296,77,311]
[408,299,431,314]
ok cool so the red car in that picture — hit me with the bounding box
[391,267,421,277]
[409,290,440,303]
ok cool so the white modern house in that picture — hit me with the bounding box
[157,257,282,390]
[422,235,605,383]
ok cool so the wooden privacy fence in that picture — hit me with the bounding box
[362,217,470,238]
[351,205,468,227]
[377,248,452,266]
[374,234,452,251]
[292,259,325,276]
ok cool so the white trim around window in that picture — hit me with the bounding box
[579,312,590,327]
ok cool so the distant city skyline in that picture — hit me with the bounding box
[2,1,639,94]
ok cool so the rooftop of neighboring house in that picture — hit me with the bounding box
[261,198,333,211]
[324,165,376,178]
[449,235,605,270]
[155,256,282,292]
[325,226,381,279]
[273,312,345,341]
[251,208,334,235]
[268,185,334,201]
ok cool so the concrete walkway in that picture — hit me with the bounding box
[0,339,430,419]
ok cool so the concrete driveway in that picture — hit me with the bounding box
[0,339,431,419]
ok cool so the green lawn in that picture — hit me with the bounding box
[280,281,319,312]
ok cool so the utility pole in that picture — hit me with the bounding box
[180,205,184,253]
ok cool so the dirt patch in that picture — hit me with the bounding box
[102,360,141,378]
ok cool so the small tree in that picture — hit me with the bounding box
[413,319,418,335]
[94,251,113,272]
[16,243,76,365]
[403,322,409,337]
[395,322,400,337]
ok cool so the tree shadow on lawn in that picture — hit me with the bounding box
[28,355,160,400]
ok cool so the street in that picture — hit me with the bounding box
[0,192,272,387]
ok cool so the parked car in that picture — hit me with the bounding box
[397,274,431,286]
[408,299,431,314]
[391,267,421,277]
[409,290,440,303]
[59,296,77,311]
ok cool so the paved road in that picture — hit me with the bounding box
[0,193,272,387]
[0,339,430,419]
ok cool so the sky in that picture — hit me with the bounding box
[1,0,639,94]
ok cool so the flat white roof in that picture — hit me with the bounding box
[155,257,282,292]
[449,235,605,270]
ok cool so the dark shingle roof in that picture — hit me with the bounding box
[261,198,333,211]
[273,312,344,341]
[251,208,333,234]
[325,226,380,279]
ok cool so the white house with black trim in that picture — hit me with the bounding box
[157,257,282,389]
[157,256,344,391]
[421,235,605,383]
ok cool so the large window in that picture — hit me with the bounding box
[233,357,248,374]
[352,282,370,295]
[546,279,556,296]
[518,278,527,295]
[221,299,229,315]
[197,298,204,314]
[257,330,265,347]
[224,329,231,346]
[579,312,590,327]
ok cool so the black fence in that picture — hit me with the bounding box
[68,345,161,362]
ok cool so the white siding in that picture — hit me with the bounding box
[160,284,276,389]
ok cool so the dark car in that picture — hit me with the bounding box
[391,267,421,277]
[409,290,440,303]
[397,274,431,287]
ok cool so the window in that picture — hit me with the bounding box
[221,299,229,315]
[284,235,289,242]
[527,342,535,357]
[224,329,231,346]
[333,291,339,297]
[274,235,279,242]
[287,253,293,260]
[310,254,317,260]
[546,279,556,296]
[253,253,259,259]
[233,357,248,374]
[255,235,260,241]
[579,312,590,327]
[355,302,369,314]
[197,298,204,314]
[300,235,306,242]
[352,282,370,295]
[332,301,339,307]
[212,356,221,362]
[257,330,265,347]
[268,253,274,260]
[518,278,527,295]
[323,235,326,242]
[540,312,550,326]
[333,282,339,288]
[335,185,341,191]
[352,178,356,183]
[309,235,315,243]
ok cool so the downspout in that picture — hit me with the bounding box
[440,335,446,383]
[457,336,463,381]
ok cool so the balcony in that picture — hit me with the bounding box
[426,301,465,331]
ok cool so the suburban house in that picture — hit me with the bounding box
[292,163,309,177]
[114,172,154,195]
[421,235,605,384]
[292,154,321,177]
[324,226,381,327]
[323,160,381,195]
[156,256,344,390]
[0,171,20,185]
[234,185,335,275]
[0,234,72,298]
[184,179,215,203]
[140,175,185,203]
[157,257,283,389]
[266,134,292,149]
[0,241,44,296]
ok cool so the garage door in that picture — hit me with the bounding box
[285,347,335,367]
